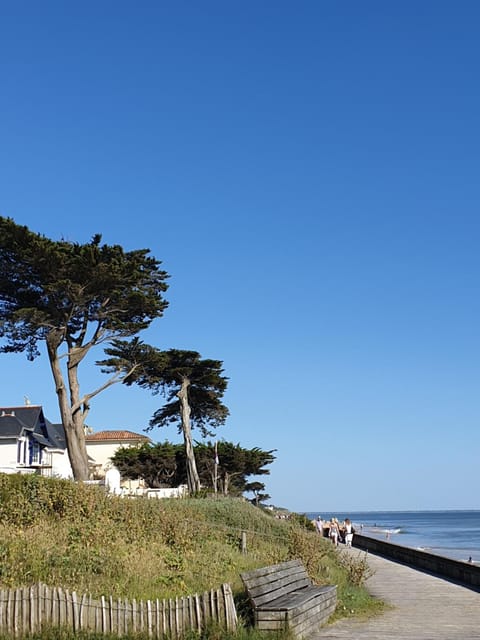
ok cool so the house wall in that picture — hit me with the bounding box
[84,440,147,491]
[49,450,73,479]
[0,440,72,479]
[0,440,20,473]
[85,441,121,471]
[85,441,144,476]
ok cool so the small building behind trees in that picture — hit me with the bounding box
[84,429,151,480]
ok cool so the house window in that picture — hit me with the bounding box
[29,441,42,466]
[17,438,27,465]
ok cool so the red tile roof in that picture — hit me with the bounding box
[85,430,150,442]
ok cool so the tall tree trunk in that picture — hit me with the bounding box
[177,376,201,493]
[46,331,89,481]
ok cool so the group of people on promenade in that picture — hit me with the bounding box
[313,516,355,547]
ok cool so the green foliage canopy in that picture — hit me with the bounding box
[102,343,229,437]
[111,440,276,496]
[0,217,169,360]
[0,216,170,480]
[111,441,186,488]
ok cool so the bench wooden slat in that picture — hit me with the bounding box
[245,566,309,588]
[241,560,311,607]
[244,566,309,589]
[241,560,305,586]
[246,578,311,607]
[241,558,303,579]
[256,590,337,630]
[259,585,336,612]
[279,592,337,637]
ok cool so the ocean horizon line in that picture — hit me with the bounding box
[302,508,480,514]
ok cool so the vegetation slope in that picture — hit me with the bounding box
[0,474,384,634]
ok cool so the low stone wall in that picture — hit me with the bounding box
[353,534,480,589]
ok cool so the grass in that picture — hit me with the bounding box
[0,474,386,637]
[0,628,294,640]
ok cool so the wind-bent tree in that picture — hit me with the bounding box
[0,217,169,480]
[245,481,271,506]
[100,343,229,493]
[195,441,276,496]
[210,441,276,496]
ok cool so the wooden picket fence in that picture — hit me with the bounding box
[0,582,238,637]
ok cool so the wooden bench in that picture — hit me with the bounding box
[240,559,337,638]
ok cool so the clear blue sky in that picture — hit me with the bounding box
[1,1,479,512]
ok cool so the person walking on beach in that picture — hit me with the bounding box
[329,518,339,546]
[344,518,355,547]
[314,516,324,536]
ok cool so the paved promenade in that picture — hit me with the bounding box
[313,549,480,639]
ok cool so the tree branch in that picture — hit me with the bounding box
[71,363,140,413]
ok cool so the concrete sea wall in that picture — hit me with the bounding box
[352,534,480,589]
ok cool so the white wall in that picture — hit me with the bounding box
[85,440,146,490]
[85,442,121,472]
[50,450,73,479]
[0,440,21,472]
[145,486,188,499]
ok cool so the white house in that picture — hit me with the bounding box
[0,405,151,483]
[0,405,72,478]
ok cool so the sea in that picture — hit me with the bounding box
[305,510,480,564]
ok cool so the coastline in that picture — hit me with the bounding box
[306,509,480,565]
